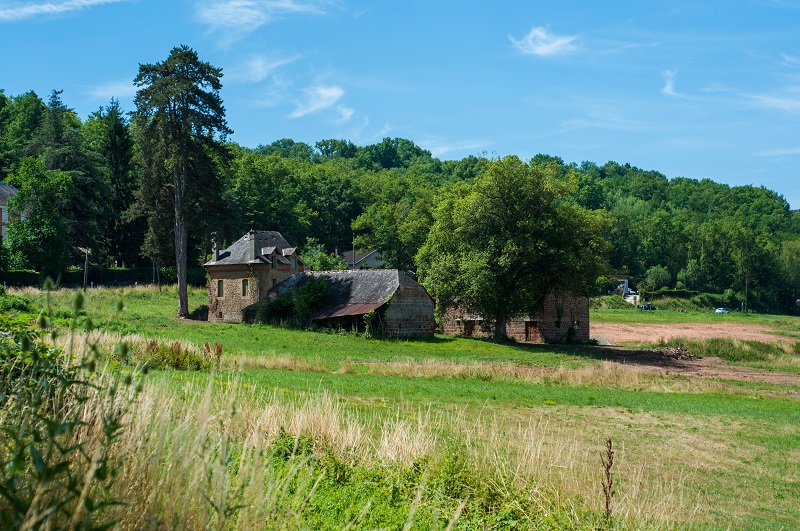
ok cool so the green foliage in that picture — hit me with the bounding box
[258,276,329,327]
[133,45,232,316]
[417,156,609,337]
[301,238,348,271]
[134,339,212,371]
[0,292,142,529]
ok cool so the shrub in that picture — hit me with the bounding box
[0,292,143,529]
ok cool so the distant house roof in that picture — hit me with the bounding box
[204,230,298,266]
[341,248,382,268]
[0,182,18,205]
[275,269,427,320]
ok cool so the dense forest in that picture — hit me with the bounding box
[2,85,800,313]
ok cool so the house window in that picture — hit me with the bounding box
[217,279,224,298]
[1,207,7,223]
[270,256,276,268]
[242,278,249,297]
[291,256,296,269]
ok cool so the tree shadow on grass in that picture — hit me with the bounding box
[446,335,697,370]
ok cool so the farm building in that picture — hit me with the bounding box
[204,230,304,323]
[275,269,436,338]
[340,248,385,269]
[442,292,590,343]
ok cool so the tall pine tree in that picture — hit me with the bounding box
[133,45,231,317]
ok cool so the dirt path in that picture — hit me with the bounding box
[589,347,800,387]
[591,321,784,345]
[588,321,800,387]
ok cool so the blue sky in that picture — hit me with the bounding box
[2,0,800,207]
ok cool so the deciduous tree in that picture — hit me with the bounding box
[417,156,608,338]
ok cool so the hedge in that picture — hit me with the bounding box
[0,267,207,288]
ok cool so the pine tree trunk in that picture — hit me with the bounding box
[174,160,189,318]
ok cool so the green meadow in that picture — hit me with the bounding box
[4,285,800,529]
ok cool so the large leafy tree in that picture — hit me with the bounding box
[133,45,232,317]
[417,156,609,338]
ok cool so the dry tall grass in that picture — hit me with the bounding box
[42,366,692,529]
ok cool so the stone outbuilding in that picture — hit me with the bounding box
[204,230,304,322]
[442,291,590,343]
[276,269,435,338]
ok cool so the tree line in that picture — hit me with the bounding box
[1,47,799,316]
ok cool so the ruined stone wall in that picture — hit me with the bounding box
[384,284,435,338]
[442,292,590,343]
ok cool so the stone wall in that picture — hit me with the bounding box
[207,262,303,323]
[442,292,590,343]
[384,283,435,338]
[207,266,261,323]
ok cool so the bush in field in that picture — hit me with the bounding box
[257,276,329,328]
[0,285,32,312]
[0,291,142,529]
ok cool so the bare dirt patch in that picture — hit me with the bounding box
[591,321,784,345]
[591,347,800,388]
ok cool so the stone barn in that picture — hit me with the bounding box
[276,270,435,338]
[204,230,304,322]
[443,291,590,343]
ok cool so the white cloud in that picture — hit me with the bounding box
[229,54,302,83]
[86,79,137,100]
[196,0,331,37]
[337,105,354,123]
[510,27,578,57]
[0,0,128,21]
[662,69,678,96]
[290,85,343,118]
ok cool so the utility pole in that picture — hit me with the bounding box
[352,231,355,271]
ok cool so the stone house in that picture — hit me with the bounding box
[341,248,385,269]
[0,182,19,240]
[442,291,590,343]
[276,269,435,338]
[204,230,304,322]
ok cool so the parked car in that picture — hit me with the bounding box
[640,303,656,311]
[714,307,730,314]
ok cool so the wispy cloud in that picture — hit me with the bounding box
[86,79,137,100]
[561,111,650,132]
[781,53,800,66]
[420,139,488,158]
[758,147,800,156]
[290,85,344,118]
[337,105,354,123]
[229,54,302,84]
[746,92,800,112]
[510,26,578,57]
[661,69,690,98]
[196,0,331,39]
[0,0,128,21]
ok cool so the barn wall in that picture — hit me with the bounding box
[384,283,436,338]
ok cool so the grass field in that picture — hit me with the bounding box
[5,285,800,529]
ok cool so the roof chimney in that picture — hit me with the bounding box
[250,231,257,260]
[213,241,220,261]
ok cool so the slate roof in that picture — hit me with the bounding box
[204,230,295,266]
[0,182,18,205]
[275,269,426,320]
